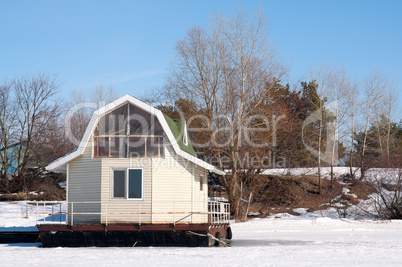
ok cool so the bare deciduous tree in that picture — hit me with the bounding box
[370,169,402,219]
[360,71,387,179]
[0,74,61,193]
[166,8,286,214]
[0,82,19,191]
[303,65,336,194]
[326,68,352,187]
[13,74,61,192]
[381,86,399,166]
[67,84,118,143]
[344,80,360,177]
[90,83,118,109]
[214,9,286,210]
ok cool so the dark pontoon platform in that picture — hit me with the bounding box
[37,223,231,247]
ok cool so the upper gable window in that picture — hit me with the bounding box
[93,103,164,158]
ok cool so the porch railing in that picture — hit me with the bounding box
[33,200,230,226]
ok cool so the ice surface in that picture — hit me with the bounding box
[1,201,402,266]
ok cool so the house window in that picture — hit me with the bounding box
[112,168,143,199]
[128,169,142,199]
[93,102,164,158]
[200,175,204,191]
[113,170,126,198]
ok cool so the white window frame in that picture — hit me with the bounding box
[111,168,144,200]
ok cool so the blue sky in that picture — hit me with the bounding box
[1,0,401,109]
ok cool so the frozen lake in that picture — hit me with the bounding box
[1,214,402,266]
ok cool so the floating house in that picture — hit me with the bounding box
[38,94,231,247]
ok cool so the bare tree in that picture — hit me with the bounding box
[90,83,118,108]
[382,86,399,166]
[303,64,336,194]
[214,8,286,209]
[0,74,62,193]
[366,82,400,168]
[344,80,360,177]
[140,87,169,108]
[66,84,118,143]
[12,74,61,192]
[165,25,225,168]
[370,169,402,219]
[360,71,386,179]
[0,82,19,192]
[167,8,286,214]
[68,88,91,144]
[326,68,352,187]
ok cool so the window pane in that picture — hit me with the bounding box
[97,137,109,157]
[146,137,160,157]
[109,104,128,135]
[110,137,119,158]
[200,176,203,191]
[110,137,127,158]
[96,115,109,136]
[160,137,164,158]
[128,137,145,158]
[93,137,99,157]
[96,104,128,136]
[129,103,164,136]
[119,137,127,158]
[113,170,125,198]
[128,169,142,199]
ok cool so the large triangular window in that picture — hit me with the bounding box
[93,102,164,158]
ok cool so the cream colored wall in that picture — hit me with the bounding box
[100,156,152,224]
[151,141,208,224]
[192,165,208,223]
[67,139,101,224]
[67,136,209,225]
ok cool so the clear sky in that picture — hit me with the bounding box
[1,0,401,110]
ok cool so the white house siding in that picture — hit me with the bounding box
[192,165,208,223]
[67,136,209,225]
[100,157,152,224]
[151,142,201,224]
[67,139,102,224]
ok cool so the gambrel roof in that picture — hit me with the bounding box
[46,94,225,175]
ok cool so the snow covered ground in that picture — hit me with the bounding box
[262,167,401,184]
[0,201,65,232]
[1,201,402,266]
[1,168,401,266]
